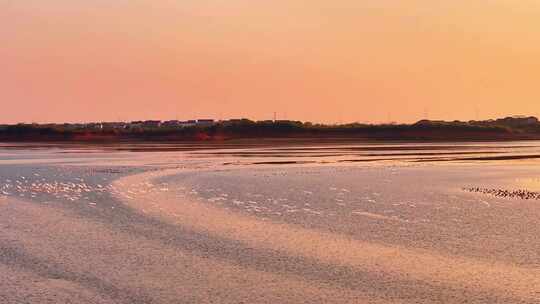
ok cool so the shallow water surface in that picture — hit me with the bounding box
[1,141,540,303]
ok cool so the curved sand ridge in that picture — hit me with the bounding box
[113,168,540,302]
[2,198,402,303]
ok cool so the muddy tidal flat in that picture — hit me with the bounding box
[1,141,540,303]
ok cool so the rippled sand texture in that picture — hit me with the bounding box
[1,142,540,303]
[112,168,540,303]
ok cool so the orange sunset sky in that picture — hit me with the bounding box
[2,1,540,124]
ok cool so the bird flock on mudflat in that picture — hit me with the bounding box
[463,187,540,200]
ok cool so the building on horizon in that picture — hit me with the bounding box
[142,120,162,128]
[196,119,215,126]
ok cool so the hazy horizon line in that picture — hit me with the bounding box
[2,114,538,126]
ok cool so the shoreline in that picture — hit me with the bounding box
[3,136,540,144]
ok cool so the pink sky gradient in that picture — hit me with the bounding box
[2,1,540,124]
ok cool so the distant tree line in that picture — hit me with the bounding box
[1,116,539,142]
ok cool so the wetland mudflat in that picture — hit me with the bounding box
[1,142,540,303]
